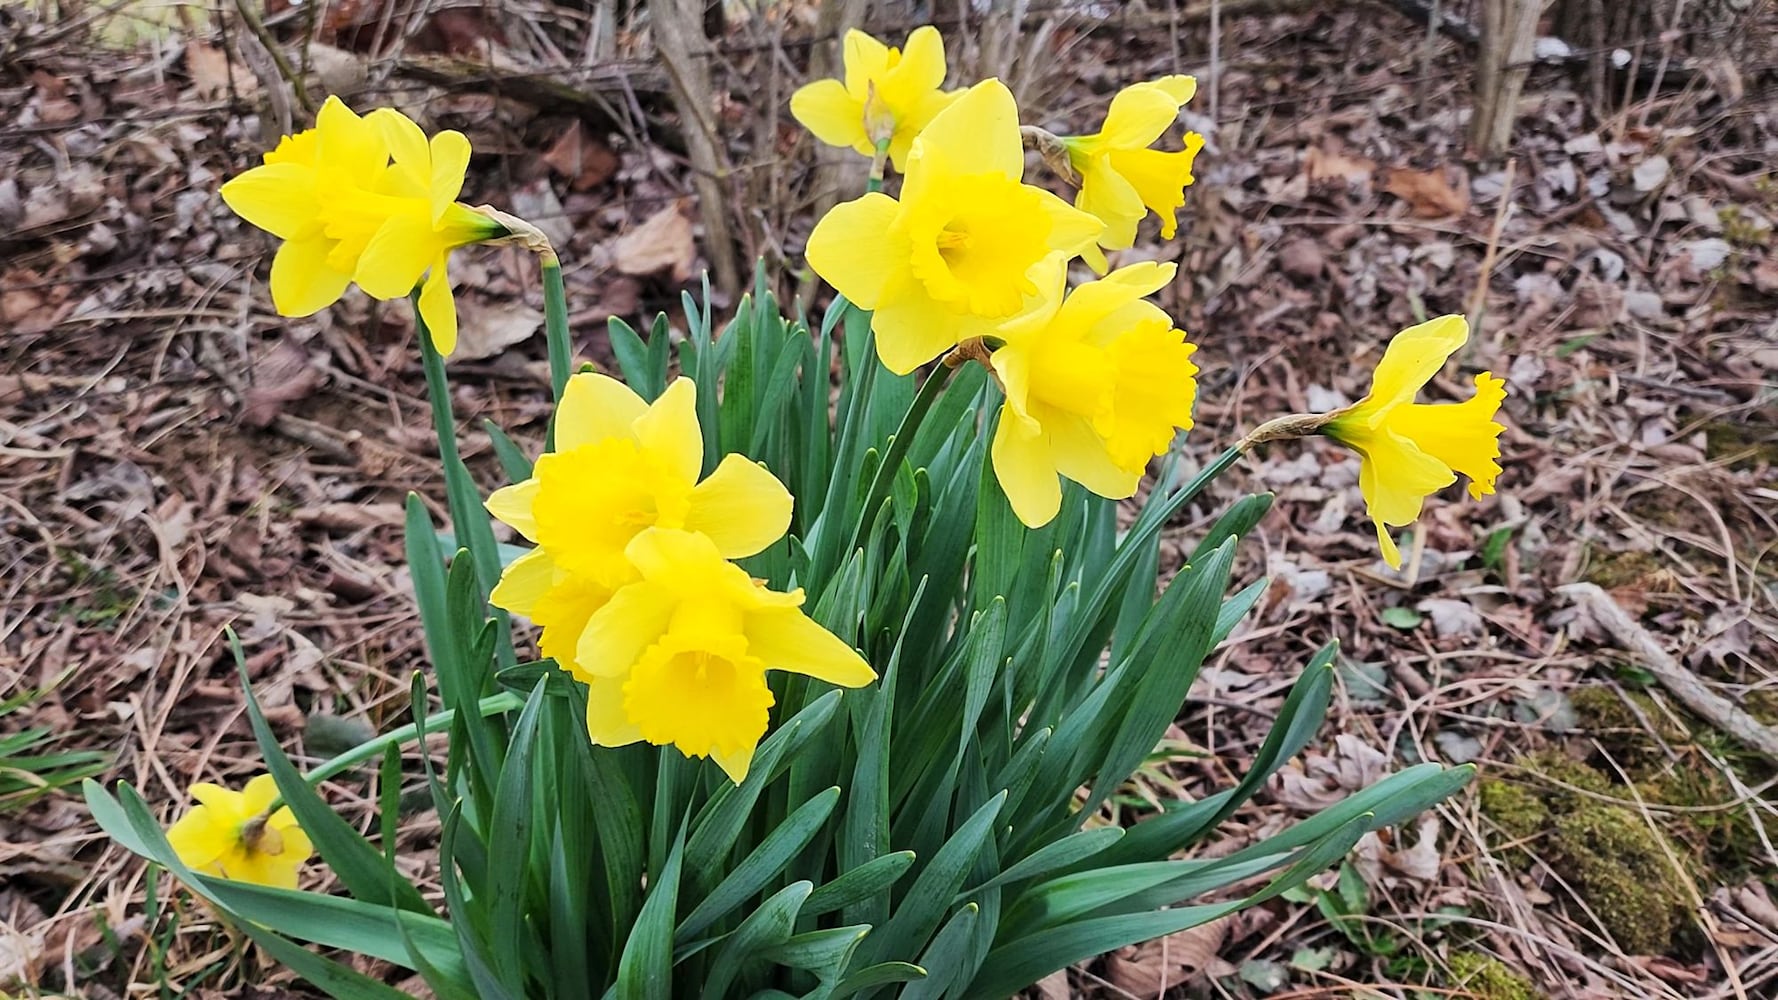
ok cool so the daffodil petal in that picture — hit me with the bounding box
[1098,82,1185,150]
[368,107,432,196]
[221,163,321,241]
[240,774,281,815]
[428,131,472,223]
[841,29,893,98]
[745,607,875,688]
[268,236,353,317]
[870,278,983,375]
[882,25,947,101]
[486,478,541,540]
[633,378,703,486]
[555,372,649,452]
[1048,411,1144,499]
[316,96,388,180]
[908,79,1022,181]
[805,193,905,309]
[684,454,793,559]
[711,744,756,784]
[991,404,1063,528]
[1034,189,1106,259]
[584,673,645,747]
[165,806,233,868]
[790,78,867,150]
[1361,314,1470,415]
[489,546,554,615]
[577,581,677,677]
[417,255,457,356]
[1394,372,1507,499]
[354,212,436,300]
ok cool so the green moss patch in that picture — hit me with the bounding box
[1447,952,1542,1000]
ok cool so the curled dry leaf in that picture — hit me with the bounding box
[611,202,696,282]
[1107,916,1236,994]
[543,120,620,192]
[451,297,542,362]
[1384,165,1470,218]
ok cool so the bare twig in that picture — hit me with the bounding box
[1560,583,1778,764]
[648,0,742,301]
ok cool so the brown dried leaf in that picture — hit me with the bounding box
[1384,166,1470,218]
[243,339,323,428]
[1106,917,1235,993]
[612,203,696,281]
[451,297,543,362]
[1303,144,1377,195]
[543,120,620,192]
[186,40,254,100]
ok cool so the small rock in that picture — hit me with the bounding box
[1623,290,1665,319]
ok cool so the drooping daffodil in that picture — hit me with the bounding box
[989,259,1199,527]
[220,96,505,356]
[806,78,1103,375]
[1321,315,1506,568]
[574,528,875,782]
[790,26,959,170]
[1061,76,1205,272]
[165,774,312,889]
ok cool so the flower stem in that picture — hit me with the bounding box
[866,138,891,194]
[541,251,572,444]
[303,690,525,788]
[415,299,516,669]
[842,362,954,561]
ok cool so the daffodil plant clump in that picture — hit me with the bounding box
[90,27,1504,998]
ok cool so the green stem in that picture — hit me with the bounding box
[541,251,572,415]
[866,138,890,194]
[415,298,517,670]
[304,691,524,788]
[840,363,954,563]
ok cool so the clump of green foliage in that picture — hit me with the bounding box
[1,672,110,811]
[1447,952,1542,1000]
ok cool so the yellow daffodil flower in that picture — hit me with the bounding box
[790,26,958,170]
[1322,315,1506,568]
[574,528,875,782]
[165,774,312,889]
[805,79,1104,375]
[220,97,504,356]
[1063,76,1204,271]
[220,96,392,320]
[486,373,795,670]
[351,108,504,356]
[989,260,1198,527]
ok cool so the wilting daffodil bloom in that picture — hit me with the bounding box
[791,26,958,170]
[220,97,504,356]
[806,79,1104,375]
[351,109,505,356]
[487,373,794,667]
[165,774,312,889]
[1062,76,1204,271]
[989,260,1198,527]
[1320,315,1506,568]
[575,529,875,782]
